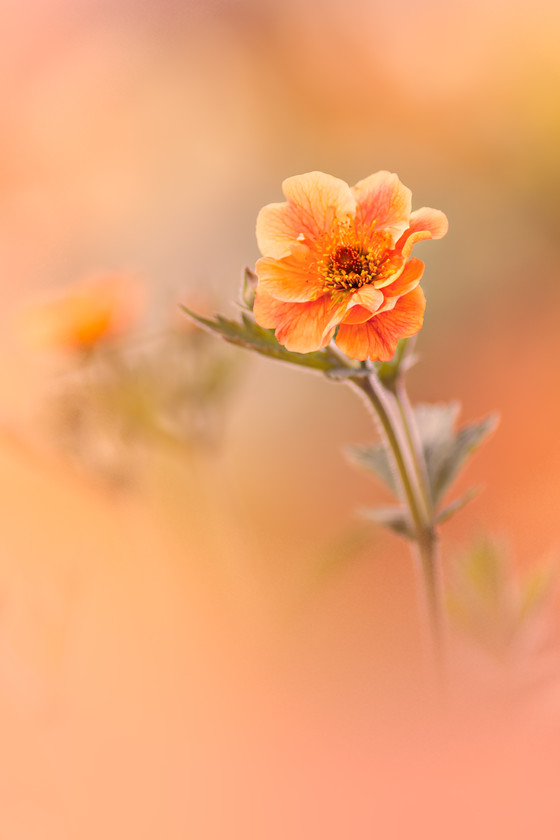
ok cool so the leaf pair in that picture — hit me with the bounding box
[351,402,498,539]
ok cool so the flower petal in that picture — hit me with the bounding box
[350,285,385,311]
[257,172,356,259]
[352,171,412,242]
[373,258,423,316]
[254,291,345,353]
[341,305,374,326]
[397,207,449,259]
[256,203,306,260]
[336,286,426,361]
[383,257,424,299]
[255,248,323,302]
[342,285,384,324]
[253,290,286,329]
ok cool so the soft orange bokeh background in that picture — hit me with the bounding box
[2,1,560,837]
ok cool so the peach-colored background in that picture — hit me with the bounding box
[1,0,560,837]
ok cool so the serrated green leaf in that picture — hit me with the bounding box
[413,403,498,506]
[359,506,413,539]
[433,414,498,505]
[413,401,460,504]
[347,442,401,497]
[180,306,345,373]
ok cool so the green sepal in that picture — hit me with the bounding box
[376,338,418,388]
[241,267,258,311]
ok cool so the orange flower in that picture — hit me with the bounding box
[24,274,143,352]
[253,171,448,361]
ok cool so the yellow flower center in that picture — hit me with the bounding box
[323,245,370,291]
[320,232,396,297]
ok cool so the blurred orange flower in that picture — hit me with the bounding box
[23,274,143,352]
[254,171,448,361]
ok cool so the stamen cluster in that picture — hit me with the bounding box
[319,232,395,296]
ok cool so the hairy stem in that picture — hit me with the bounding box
[416,529,445,680]
[350,369,445,675]
[393,378,433,523]
[350,373,427,534]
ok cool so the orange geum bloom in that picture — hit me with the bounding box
[23,274,144,352]
[253,171,448,361]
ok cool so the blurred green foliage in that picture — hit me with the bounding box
[446,537,557,659]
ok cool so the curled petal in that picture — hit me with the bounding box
[256,248,323,302]
[343,286,384,323]
[350,285,385,311]
[341,304,375,326]
[254,292,345,353]
[352,171,412,242]
[383,257,424,300]
[374,258,424,315]
[257,172,356,259]
[397,207,449,259]
[372,250,407,290]
[335,286,426,361]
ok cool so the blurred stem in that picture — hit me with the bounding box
[392,378,433,523]
[349,367,445,678]
[416,529,445,680]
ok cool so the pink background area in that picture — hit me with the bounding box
[1,0,560,836]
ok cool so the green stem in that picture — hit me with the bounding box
[350,370,445,674]
[351,373,427,534]
[416,529,445,679]
[393,378,433,523]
